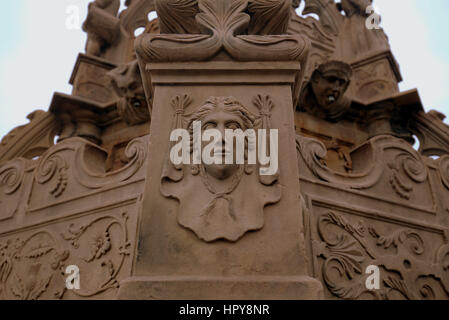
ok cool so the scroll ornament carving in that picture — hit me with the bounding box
[36,152,69,198]
[297,134,429,199]
[33,135,148,199]
[388,152,428,200]
[0,159,26,221]
[161,94,281,242]
[136,0,310,63]
[0,232,69,300]
[296,134,383,189]
[0,213,131,299]
[73,135,148,189]
[314,211,449,300]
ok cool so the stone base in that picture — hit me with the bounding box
[117,276,323,300]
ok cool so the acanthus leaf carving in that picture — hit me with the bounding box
[136,0,310,63]
[314,210,449,300]
[0,159,26,221]
[1,232,69,300]
[60,212,131,297]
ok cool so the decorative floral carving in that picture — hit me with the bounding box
[315,211,449,300]
[369,227,424,255]
[0,210,131,300]
[0,232,69,300]
[61,212,131,297]
[136,0,309,63]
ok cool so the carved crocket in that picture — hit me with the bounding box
[155,0,294,35]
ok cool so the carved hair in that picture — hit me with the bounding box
[186,97,256,133]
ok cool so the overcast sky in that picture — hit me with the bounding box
[0,0,448,139]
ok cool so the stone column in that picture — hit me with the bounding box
[117,0,322,300]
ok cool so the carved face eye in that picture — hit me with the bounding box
[226,121,241,130]
[325,76,346,88]
[203,122,217,130]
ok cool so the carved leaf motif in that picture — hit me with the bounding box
[384,275,413,299]
[322,238,366,299]
[11,263,54,300]
[247,0,292,35]
[197,0,250,36]
[369,227,424,255]
[60,213,129,297]
[87,231,112,262]
[24,246,54,259]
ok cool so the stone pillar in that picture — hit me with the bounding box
[117,60,322,300]
[118,0,322,300]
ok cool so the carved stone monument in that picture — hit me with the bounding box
[0,0,448,300]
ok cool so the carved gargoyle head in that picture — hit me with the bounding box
[310,61,352,114]
[187,97,256,181]
[107,61,150,126]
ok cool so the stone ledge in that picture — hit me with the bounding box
[117,275,324,300]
